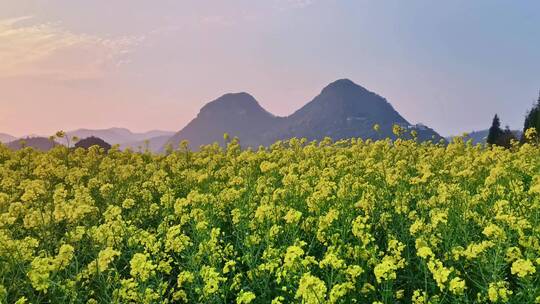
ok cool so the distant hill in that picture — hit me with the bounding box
[7,137,58,151]
[448,129,522,145]
[165,79,444,150]
[120,135,175,152]
[58,128,175,146]
[74,136,112,151]
[0,133,16,143]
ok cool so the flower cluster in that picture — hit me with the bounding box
[0,132,539,303]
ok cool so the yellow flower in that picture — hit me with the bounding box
[122,198,135,209]
[14,297,28,304]
[254,204,273,222]
[231,208,242,224]
[352,214,374,246]
[460,241,494,260]
[417,246,434,259]
[200,266,226,296]
[55,130,66,138]
[319,251,346,270]
[164,225,192,253]
[412,290,429,304]
[329,282,354,304]
[295,273,327,304]
[284,208,302,224]
[361,283,375,294]
[392,124,404,136]
[236,291,256,304]
[449,277,466,295]
[427,259,452,291]
[409,219,425,235]
[283,242,306,269]
[27,257,55,292]
[524,127,537,141]
[511,259,536,278]
[505,247,522,262]
[129,253,156,282]
[345,265,364,282]
[223,260,236,274]
[54,244,75,269]
[488,281,513,302]
[177,271,194,287]
[374,256,400,283]
[96,247,120,272]
[482,223,506,240]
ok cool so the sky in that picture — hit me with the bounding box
[0,0,539,137]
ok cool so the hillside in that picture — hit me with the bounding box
[7,137,58,151]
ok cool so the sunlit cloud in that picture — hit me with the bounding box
[0,16,142,80]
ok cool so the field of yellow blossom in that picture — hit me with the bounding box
[1,132,540,303]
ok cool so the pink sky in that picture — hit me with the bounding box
[1,1,539,137]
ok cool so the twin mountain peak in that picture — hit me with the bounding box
[166,79,443,149]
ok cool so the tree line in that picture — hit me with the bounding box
[487,90,540,148]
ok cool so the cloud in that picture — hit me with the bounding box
[0,16,142,80]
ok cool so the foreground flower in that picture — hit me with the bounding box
[511,259,536,278]
[295,273,327,304]
[130,253,156,282]
[237,290,256,304]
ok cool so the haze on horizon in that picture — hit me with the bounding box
[1,0,539,138]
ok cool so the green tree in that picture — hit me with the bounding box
[496,125,517,148]
[522,90,540,142]
[487,114,503,145]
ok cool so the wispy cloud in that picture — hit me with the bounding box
[0,16,142,80]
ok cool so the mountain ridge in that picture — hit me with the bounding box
[58,128,175,146]
[0,133,16,143]
[165,79,444,150]
[6,137,59,151]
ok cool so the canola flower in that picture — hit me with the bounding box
[0,130,540,303]
[295,273,327,304]
[511,259,537,278]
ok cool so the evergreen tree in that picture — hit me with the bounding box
[486,114,503,145]
[522,90,540,142]
[496,125,517,148]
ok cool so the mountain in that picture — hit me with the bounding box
[166,92,284,149]
[7,137,58,151]
[57,128,175,146]
[277,79,440,142]
[165,79,444,150]
[0,133,16,143]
